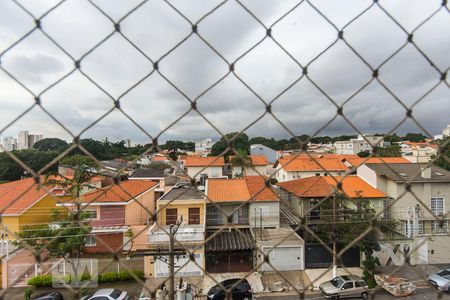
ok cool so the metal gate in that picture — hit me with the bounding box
[305,243,360,269]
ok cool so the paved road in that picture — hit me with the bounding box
[255,287,450,300]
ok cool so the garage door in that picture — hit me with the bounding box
[262,246,303,271]
[155,253,203,277]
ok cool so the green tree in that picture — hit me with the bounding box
[383,133,401,143]
[33,138,69,152]
[376,145,401,157]
[230,149,251,177]
[0,150,59,181]
[210,132,250,156]
[403,133,427,142]
[312,194,396,287]
[433,137,449,171]
[60,154,98,168]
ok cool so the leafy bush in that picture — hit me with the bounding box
[24,288,33,300]
[118,270,145,281]
[132,270,145,280]
[98,272,119,283]
[27,275,52,287]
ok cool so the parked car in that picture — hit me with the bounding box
[319,275,369,299]
[31,292,64,300]
[428,268,450,292]
[80,289,128,300]
[207,278,252,300]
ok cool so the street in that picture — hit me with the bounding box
[255,287,450,300]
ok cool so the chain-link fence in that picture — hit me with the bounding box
[1,0,449,299]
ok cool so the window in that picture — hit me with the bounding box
[315,173,320,176]
[431,220,448,235]
[341,282,353,289]
[188,207,200,224]
[85,209,97,219]
[355,281,366,288]
[418,220,424,236]
[166,208,178,225]
[404,220,412,237]
[431,197,444,216]
[85,235,96,247]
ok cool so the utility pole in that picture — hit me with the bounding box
[332,195,337,278]
[169,224,175,300]
[260,208,263,241]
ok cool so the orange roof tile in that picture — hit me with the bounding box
[185,156,225,167]
[80,180,158,203]
[249,155,270,166]
[275,156,349,172]
[0,177,50,216]
[207,176,278,202]
[278,176,385,198]
[344,156,411,167]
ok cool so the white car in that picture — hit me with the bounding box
[81,289,128,300]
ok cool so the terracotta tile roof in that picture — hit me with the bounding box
[277,176,385,198]
[207,176,278,202]
[275,156,349,172]
[185,156,225,167]
[403,141,438,149]
[229,155,270,166]
[344,156,411,167]
[249,155,270,166]
[80,180,158,203]
[0,177,50,216]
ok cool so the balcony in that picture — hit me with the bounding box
[147,224,205,245]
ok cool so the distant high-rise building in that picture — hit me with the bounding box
[443,125,450,138]
[28,134,43,148]
[17,131,29,150]
[1,137,17,152]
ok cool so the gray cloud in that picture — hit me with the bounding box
[0,0,449,145]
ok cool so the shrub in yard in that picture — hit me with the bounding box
[119,270,145,281]
[98,272,119,283]
[27,275,52,287]
[24,287,33,300]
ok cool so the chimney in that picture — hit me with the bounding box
[420,165,431,179]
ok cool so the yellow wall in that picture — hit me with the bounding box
[1,194,66,240]
[157,200,205,226]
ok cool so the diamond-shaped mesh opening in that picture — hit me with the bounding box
[0,1,449,300]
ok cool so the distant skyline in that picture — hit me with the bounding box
[1,1,449,144]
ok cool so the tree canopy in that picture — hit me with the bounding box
[210,132,250,156]
[33,138,68,152]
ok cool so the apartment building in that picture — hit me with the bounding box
[334,135,384,155]
[357,163,450,264]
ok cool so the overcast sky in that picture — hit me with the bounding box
[0,0,449,145]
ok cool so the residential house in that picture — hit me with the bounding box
[195,138,213,157]
[357,163,450,264]
[229,155,271,177]
[399,141,439,163]
[184,156,226,184]
[130,167,175,196]
[145,183,205,278]
[250,144,277,163]
[0,177,69,241]
[205,176,304,273]
[58,180,158,254]
[334,135,384,155]
[277,176,388,222]
[342,156,411,169]
[274,155,349,182]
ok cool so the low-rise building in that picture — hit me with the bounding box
[399,141,439,163]
[229,154,271,177]
[334,135,384,155]
[274,155,349,182]
[145,184,205,278]
[184,156,226,184]
[277,175,388,222]
[357,163,450,264]
[250,144,277,163]
[58,180,159,254]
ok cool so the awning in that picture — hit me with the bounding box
[206,229,254,252]
[91,226,129,233]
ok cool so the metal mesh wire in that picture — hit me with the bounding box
[0,0,449,299]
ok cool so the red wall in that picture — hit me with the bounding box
[91,205,125,227]
[84,233,123,253]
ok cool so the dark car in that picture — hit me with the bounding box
[207,278,252,300]
[31,292,64,300]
